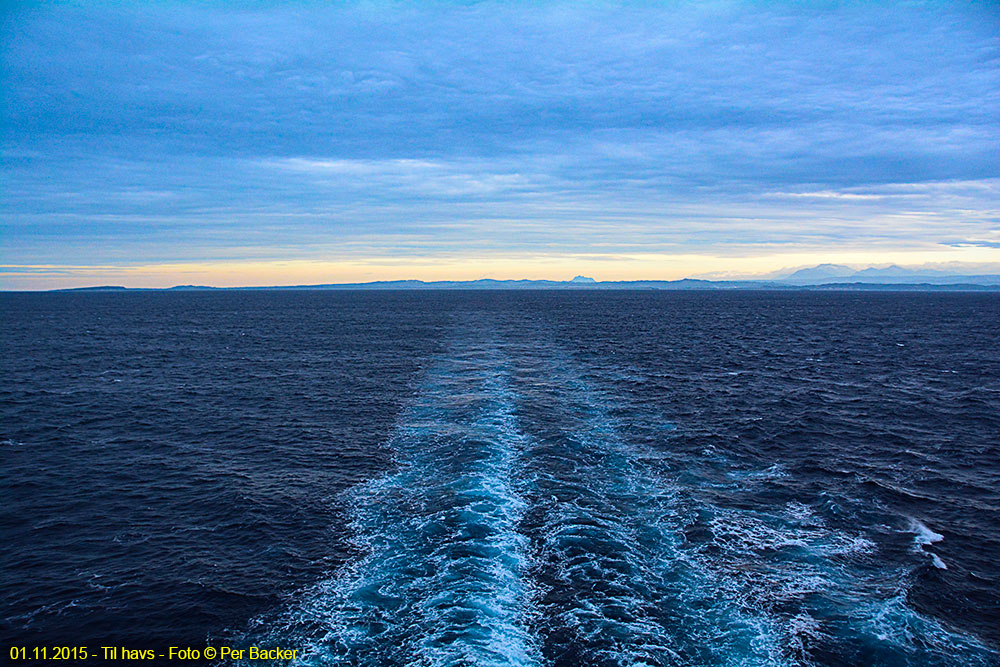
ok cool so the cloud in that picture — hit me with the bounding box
[944,240,1000,249]
[765,191,889,201]
[265,157,540,197]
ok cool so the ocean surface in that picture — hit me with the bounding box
[2,290,999,666]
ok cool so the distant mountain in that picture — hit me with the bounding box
[855,265,917,278]
[32,269,1000,292]
[780,264,1000,286]
[781,264,856,282]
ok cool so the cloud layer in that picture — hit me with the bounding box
[2,1,999,285]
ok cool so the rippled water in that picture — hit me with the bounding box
[2,291,998,665]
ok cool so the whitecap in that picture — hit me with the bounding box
[909,518,944,546]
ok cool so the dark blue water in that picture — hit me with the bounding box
[2,291,998,666]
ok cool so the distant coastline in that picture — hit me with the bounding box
[35,277,1000,292]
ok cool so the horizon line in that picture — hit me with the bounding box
[5,274,1000,293]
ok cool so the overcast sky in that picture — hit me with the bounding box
[2,1,999,288]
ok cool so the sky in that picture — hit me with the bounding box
[2,1,999,289]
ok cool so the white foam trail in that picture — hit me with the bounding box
[514,344,790,667]
[242,334,541,667]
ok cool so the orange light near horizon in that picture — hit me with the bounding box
[4,243,1000,291]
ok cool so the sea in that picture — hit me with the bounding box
[2,290,998,666]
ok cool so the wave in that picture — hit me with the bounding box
[909,518,945,547]
[908,518,949,570]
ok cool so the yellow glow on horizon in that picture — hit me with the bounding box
[3,246,1000,290]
